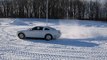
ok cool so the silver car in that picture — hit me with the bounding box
[17,26,61,40]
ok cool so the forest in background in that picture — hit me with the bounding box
[0,0,107,21]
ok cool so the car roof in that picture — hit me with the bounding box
[33,26,56,30]
[34,26,53,28]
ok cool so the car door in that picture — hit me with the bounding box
[29,27,44,38]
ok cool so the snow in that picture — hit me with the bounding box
[0,18,107,60]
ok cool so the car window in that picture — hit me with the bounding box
[32,27,43,30]
[45,28,50,30]
[32,27,37,30]
[39,27,43,30]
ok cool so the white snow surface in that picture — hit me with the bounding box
[0,18,107,60]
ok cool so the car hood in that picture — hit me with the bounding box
[17,30,28,33]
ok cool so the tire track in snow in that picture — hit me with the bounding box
[0,48,85,60]
[1,26,107,60]
[0,26,86,60]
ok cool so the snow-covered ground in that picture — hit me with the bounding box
[0,18,107,60]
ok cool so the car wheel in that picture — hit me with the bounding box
[18,33,25,39]
[45,34,53,41]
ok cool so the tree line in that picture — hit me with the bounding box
[0,0,107,21]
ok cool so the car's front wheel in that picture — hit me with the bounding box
[18,33,25,39]
[45,34,53,41]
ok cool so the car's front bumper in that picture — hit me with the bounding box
[53,34,61,39]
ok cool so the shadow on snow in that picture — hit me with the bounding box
[24,38,99,47]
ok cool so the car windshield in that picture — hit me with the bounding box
[32,27,43,30]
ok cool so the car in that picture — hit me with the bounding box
[17,26,61,40]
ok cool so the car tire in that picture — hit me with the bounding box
[45,34,53,41]
[18,33,25,39]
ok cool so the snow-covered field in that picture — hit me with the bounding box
[0,18,107,60]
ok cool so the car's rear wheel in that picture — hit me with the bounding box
[18,33,25,39]
[45,34,53,41]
